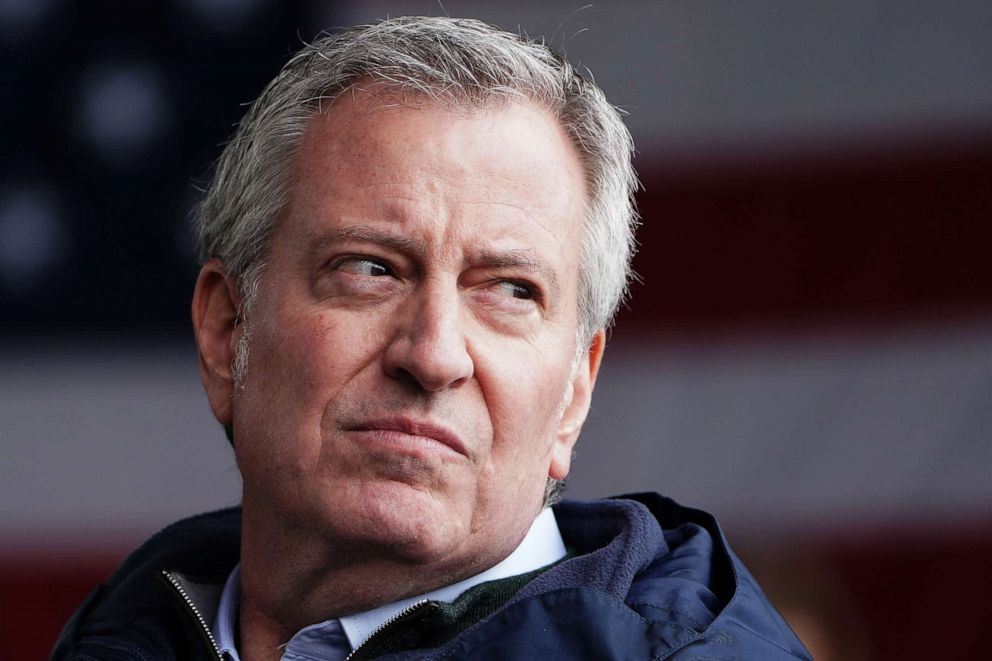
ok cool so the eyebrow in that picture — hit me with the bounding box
[306,225,423,262]
[472,248,561,296]
[307,224,561,294]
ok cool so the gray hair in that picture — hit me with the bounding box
[197,16,639,504]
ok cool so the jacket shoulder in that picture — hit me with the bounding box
[52,507,241,660]
[622,493,811,659]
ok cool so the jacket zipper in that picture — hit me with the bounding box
[345,599,431,661]
[162,570,224,661]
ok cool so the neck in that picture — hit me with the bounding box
[235,503,527,659]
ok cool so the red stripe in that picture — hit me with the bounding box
[617,134,992,339]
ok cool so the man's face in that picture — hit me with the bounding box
[207,92,601,573]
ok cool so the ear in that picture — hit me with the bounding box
[191,259,242,427]
[549,330,606,480]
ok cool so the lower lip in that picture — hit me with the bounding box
[349,429,465,459]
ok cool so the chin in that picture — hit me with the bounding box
[327,479,474,563]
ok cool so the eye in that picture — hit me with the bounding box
[335,257,393,277]
[496,280,536,300]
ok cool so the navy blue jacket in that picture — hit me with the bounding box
[53,493,810,659]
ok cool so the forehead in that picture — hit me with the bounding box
[285,88,588,231]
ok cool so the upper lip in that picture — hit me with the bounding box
[351,416,468,457]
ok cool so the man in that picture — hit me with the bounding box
[55,16,810,660]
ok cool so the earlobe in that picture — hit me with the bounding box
[549,330,606,480]
[191,259,242,427]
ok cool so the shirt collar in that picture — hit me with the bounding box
[212,506,566,657]
[213,563,241,659]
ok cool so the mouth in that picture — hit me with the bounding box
[349,416,469,458]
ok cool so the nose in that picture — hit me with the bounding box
[382,283,474,392]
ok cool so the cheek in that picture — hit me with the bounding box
[255,306,382,394]
[486,359,570,463]
[470,362,569,528]
[235,315,353,467]
[248,323,320,411]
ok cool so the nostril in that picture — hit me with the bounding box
[388,365,421,388]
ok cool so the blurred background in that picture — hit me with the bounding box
[2,1,990,658]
